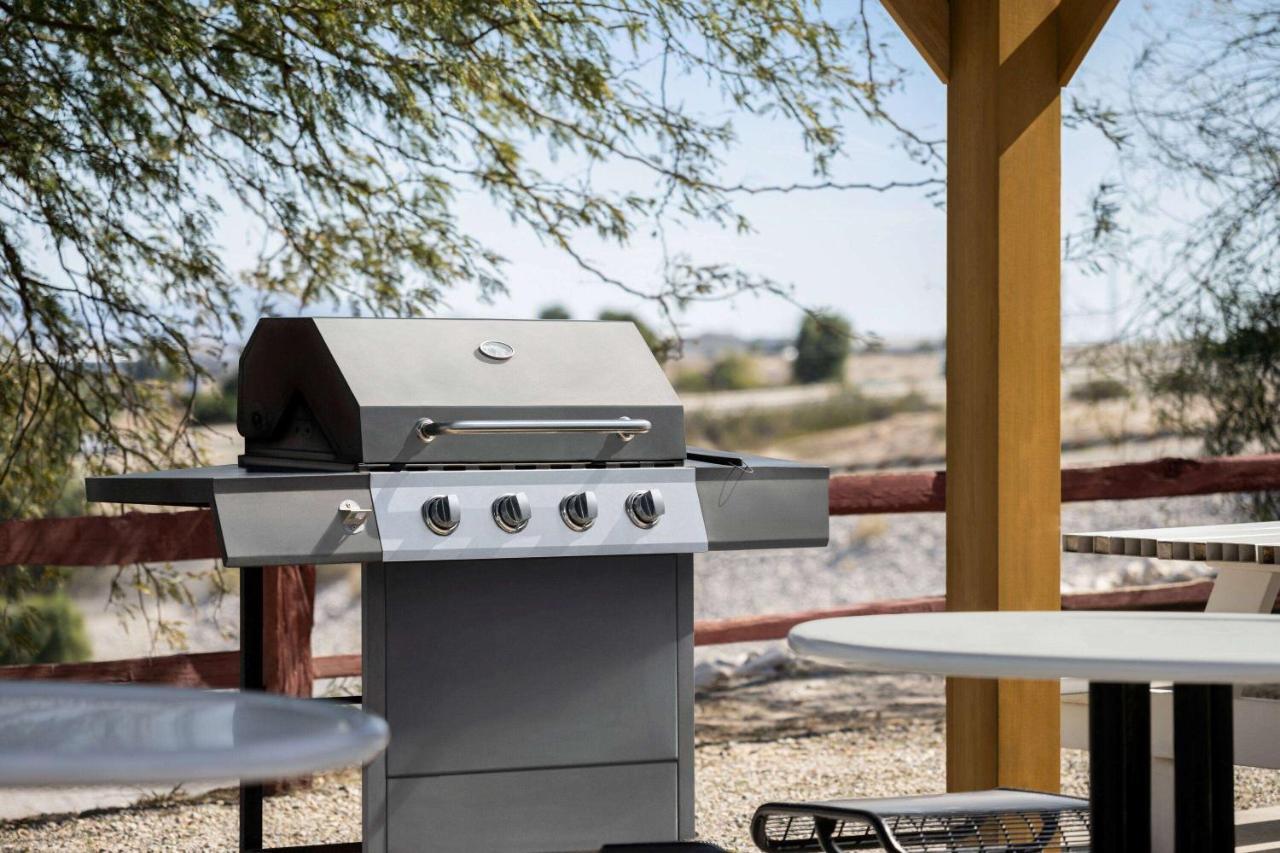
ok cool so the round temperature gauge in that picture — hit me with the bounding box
[477,340,515,361]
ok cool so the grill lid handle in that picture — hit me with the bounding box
[414,417,651,444]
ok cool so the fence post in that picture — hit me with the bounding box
[263,564,316,699]
[259,564,317,801]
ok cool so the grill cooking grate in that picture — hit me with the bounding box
[755,806,1090,852]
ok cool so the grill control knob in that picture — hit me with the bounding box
[421,494,461,536]
[625,488,665,529]
[559,491,598,532]
[492,492,532,533]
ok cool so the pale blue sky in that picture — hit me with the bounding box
[215,2,1168,345]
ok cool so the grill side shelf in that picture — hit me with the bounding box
[689,449,830,551]
[85,467,383,566]
[85,465,235,508]
[211,474,381,567]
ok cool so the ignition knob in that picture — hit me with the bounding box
[421,494,461,536]
[492,492,532,533]
[559,490,598,531]
[625,488,665,529]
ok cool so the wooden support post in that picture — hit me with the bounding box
[884,0,1118,795]
[945,0,1064,794]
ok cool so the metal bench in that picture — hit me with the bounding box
[751,789,1090,853]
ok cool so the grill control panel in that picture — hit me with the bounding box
[370,468,708,561]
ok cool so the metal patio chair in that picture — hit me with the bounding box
[751,789,1090,853]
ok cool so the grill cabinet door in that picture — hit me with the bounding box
[382,554,679,777]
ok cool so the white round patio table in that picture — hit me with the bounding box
[0,681,389,786]
[789,611,1280,853]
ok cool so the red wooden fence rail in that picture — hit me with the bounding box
[0,578,1236,687]
[3,453,1280,692]
[0,510,219,566]
[828,453,1280,514]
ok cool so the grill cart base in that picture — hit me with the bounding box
[86,318,830,853]
[362,556,695,853]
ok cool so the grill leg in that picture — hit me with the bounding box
[1173,684,1234,853]
[240,565,265,852]
[1089,682,1151,853]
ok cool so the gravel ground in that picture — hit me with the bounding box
[0,773,361,852]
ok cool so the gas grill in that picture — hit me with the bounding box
[87,317,829,853]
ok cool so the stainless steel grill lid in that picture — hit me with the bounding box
[236,318,685,468]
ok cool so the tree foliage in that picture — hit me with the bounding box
[1069,1,1280,515]
[0,0,939,522]
[0,592,91,666]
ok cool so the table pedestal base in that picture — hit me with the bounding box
[1089,682,1234,853]
[1174,685,1234,853]
[1090,683,1151,853]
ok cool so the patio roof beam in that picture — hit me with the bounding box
[881,0,951,83]
[1057,0,1120,85]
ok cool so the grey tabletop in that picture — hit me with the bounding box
[0,682,389,786]
[789,611,1280,684]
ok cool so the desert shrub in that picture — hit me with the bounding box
[673,369,711,392]
[0,593,92,666]
[1069,377,1130,403]
[792,311,852,384]
[192,374,239,423]
[706,354,760,391]
[674,354,761,392]
[193,389,236,423]
[598,310,669,359]
[538,304,571,320]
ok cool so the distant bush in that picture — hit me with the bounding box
[538,303,571,320]
[193,390,236,423]
[673,369,710,392]
[705,353,760,391]
[598,309,668,359]
[0,593,92,666]
[792,311,852,384]
[686,388,934,450]
[673,353,763,392]
[1069,377,1130,403]
[192,374,238,423]
[1149,367,1199,397]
